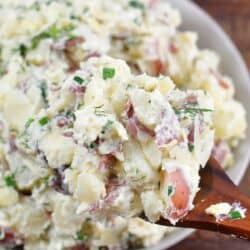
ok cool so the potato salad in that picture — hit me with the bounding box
[0,54,214,249]
[0,0,246,249]
[0,0,245,169]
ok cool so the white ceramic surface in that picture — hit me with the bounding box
[145,0,250,249]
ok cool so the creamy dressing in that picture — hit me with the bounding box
[206,202,247,221]
[0,0,247,249]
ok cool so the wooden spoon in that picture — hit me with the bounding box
[155,157,250,239]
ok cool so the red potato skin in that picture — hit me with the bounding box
[161,169,190,221]
[0,227,23,248]
[147,59,168,76]
[125,102,155,138]
[169,42,179,54]
[65,37,85,48]
[71,244,89,250]
[169,170,190,211]
[219,80,229,89]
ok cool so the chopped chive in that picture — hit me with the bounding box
[63,24,75,33]
[25,118,34,129]
[229,210,242,220]
[65,1,72,6]
[4,175,16,188]
[40,176,50,184]
[45,0,53,5]
[40,81,48,106]
[0,64,4,77]
[187,108,213,113]
[174,107,213,115]
[126,84,132,90]
[19,44,28,57]
[83,7,89,14]
[168,185,174,196]
[101,120,113,134]
[103,67,115,80]
[44,24,61,39]
[88,142,96,149]
[39,117,49,126]
[67,34,77,40]
[75,231,88,241]
[98,247,108,250]
[66,110,76,121]
[173,108,181,115]
[129,0,144,9]
[188,143,194,152]
[32,2,40,11]
[126,37,141,46]
[74,76,85,85]
[94,105,106,116]
[95,104,104,109]
[31,24,74,49]
[70,15,80,20]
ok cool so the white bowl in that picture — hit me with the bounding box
[145,0,250,249]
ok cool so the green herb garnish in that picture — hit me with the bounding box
[83,7,89,14]
[66,110,76,121]
[0,64,4,77]
[4,174,16,188]
[25,118,34,129]
[70,15,80,21]
[88,142,96,149]
[174,107,213,116]
[31,2,40,11]
[102,67,115,80]
[32,25,60,48]
[39,117,49,126]
[229,210,242,220]
[40,176,50,184]
[74,76,85,85]
[31,23,74,49]
[45,0,53,5]
[94,104,106,116]
[129,168,146,183]
[67,34,78,41]
[188,143,194,152]
[65,0,72,6]
[19,44,28,57]
[101,120,113,134]
[40,81,48,106]
[168,185,174,196]
[129,0,144,9]
[126,37,141,46]
[75,231,88,241]
[126,84,132,90]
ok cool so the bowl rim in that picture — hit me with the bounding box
[144,0,250,249]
